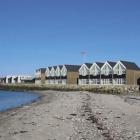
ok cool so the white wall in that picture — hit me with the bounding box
[5,75,33,84]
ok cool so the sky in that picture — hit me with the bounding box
[0,0,140,76]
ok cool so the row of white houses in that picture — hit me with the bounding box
[35,60,140,85]
[3,75,33,84]
[80,60,140,85]
[35,65,80,85]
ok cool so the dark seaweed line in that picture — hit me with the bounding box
[82,95,115,140]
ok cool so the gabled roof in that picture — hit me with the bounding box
[95,62,104,68]
[47,67,52,70]
[8,77,12,79]
[14,77,18,80]
[85,63,92,69]
[41,68,46,73]
[0,77,5,79]
[59,65,63,69]
[107,61,116,67]
[36,68,46,73]
[64,65,81,72]
[120,60,140,70]
[53,66,57,70]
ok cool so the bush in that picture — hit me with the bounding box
[0,83,135,95]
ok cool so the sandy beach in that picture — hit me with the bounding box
[0,91,140,140]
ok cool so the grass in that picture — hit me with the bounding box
[0,84,139,94]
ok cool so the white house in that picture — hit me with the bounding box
[45,67,51,84]
[6,76,17,84]
[44,65,80,85]
[78,60,140,86]
[6,76,13,84]
[61,65,68,85]
[79,63,92,85]
[112,60,140,85]
[113,61,127,85]
[16,75,33,83]
[5,75,33,84]
[55,65,63,84]
[101,61,116,85]
[49,66,57,84]
[89,62,104,85]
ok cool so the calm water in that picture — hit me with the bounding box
[0,90,40,112]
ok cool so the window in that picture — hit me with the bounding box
[114,63,126,75]
[102,64,112,75]
[80,66,89,76]
[90,79,94,84]
[90,65,100,76]
[101,79,112,84]
[90,79,100,85]
[113,78,126,85]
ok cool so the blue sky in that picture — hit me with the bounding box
[0,0,140,75]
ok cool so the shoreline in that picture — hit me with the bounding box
[0,87,139,115]
[0,83,140,94]
[0,90,45,115]
[0,91,140,139]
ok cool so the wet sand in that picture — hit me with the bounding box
[0,91,140,140]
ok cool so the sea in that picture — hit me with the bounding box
[0,90,40,112]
